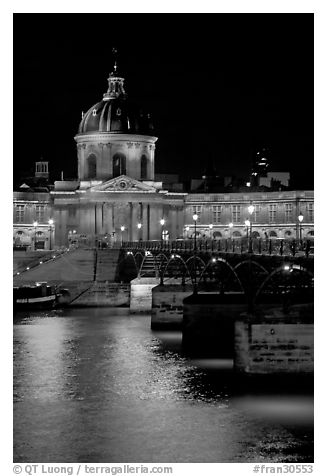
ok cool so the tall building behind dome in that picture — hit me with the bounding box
[250,147,270,186]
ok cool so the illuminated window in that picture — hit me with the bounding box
[113,153,126,177]
[212,205,222,223]
[285,203,293,222]
[232,205,241,223]
[35,205,45,223]
[15,205,25,223]
[140,155,147,179]
[307,203,314,222]
[253,204,260,223]
[269,204,277,223]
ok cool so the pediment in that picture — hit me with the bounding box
[89,175,158,193]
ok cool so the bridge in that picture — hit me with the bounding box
[117,238,314,310]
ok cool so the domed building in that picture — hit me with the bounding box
[49,60,186,246]
[75,63,157,184]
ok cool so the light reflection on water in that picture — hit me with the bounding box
[14,308,313,463]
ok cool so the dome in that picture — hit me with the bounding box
[78,65,154,135]
[78,97,155,135]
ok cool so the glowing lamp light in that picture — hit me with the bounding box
[171,254,175,259]
[186,226,190,231]
[137,223,142,229]
[209,224,213,229]
[248,205,255,215]
[48,218,54,226]
[192,214,198,222]
[26,267,29,270]
[246,182,251,187]
[39,261,43,264]
[33,221,38,227]
[229,223,233,228]
[298,213,304,223]
[160,219,165,226]
[17,272,20,275]
[284,265,290,271]
[212,258,217,263]
[120,225,125,232]
[245,219,250,227]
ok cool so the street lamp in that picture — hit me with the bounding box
[120,225,125,245]
[137,222,142,242]
[228,222,233,238]
[33,221,38,251]
[298,212,304,245]
[248,204,254,253]
[209,223,213,240]
[192,214,199,294]
[48,218,54,250]
[192,214,198,251]
[160,218,165,247]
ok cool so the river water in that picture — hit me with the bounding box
[13,308,313,463]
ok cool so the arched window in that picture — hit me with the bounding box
[285,230,292,237]
[213,231,222,239]
[252,231,261,239]
[307,230,314,236]
[87,154,97,179]
[232,231,242,238]
[140,155,147,179]
[269,230,277,238]
[113,153,126,177]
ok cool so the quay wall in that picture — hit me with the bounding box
[234,304,314,374]
[71,282,130,307]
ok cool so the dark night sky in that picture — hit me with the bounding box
[14,13,313,188]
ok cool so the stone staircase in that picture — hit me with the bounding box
[96,249,120,282]
[140,252,157,277]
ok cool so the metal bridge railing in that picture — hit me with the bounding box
[121,238,314,258]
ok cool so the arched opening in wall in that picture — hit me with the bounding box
[232,231,242,238]
[307,230,314,237]
[252,231,260,239]
[113,153,126,177]
[285,230,292,238]
[87,154,97,179]
[213,231,222,239]
[140,155,148,179]
[269,230,278,238]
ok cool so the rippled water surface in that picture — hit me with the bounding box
[14,308,313,462]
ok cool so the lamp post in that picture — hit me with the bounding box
[120,225,125,246]
[248,204,254,253]
[185,226,190,239]
[160,218,165,248]
[192,214,198,294]
[209,223,213,240]
[245,219,250,241]
[192,214,198,252]
[137,222,142,242]
[33,221,38,251]
[48,219,54,250]
[298,212,303,247]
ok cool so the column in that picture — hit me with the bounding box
[132,203,139,241]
